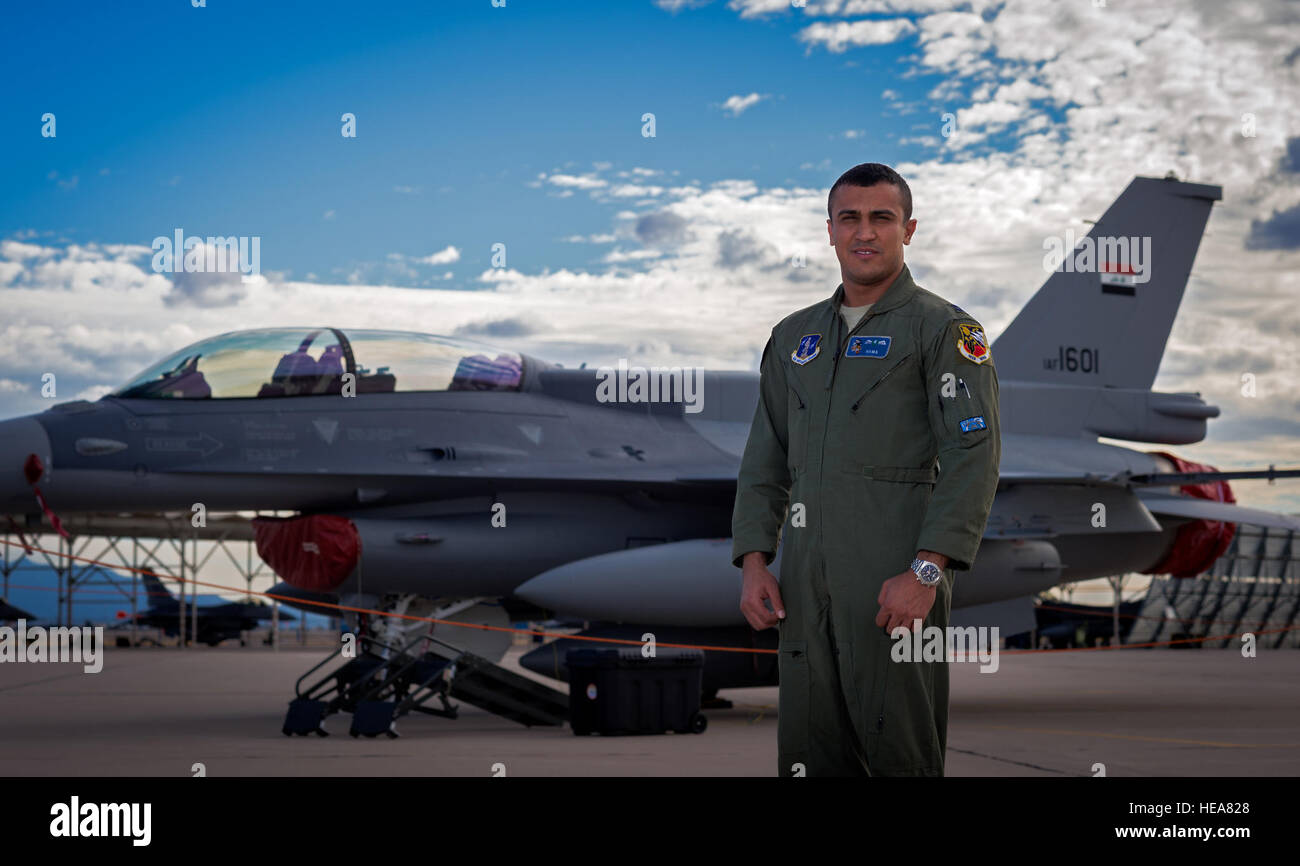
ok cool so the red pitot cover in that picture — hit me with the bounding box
[1144,451,1237,578]
[253,515,360,591]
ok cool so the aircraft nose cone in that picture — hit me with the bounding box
[0,416,53,514]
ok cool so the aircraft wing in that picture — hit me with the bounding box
[996,470,1124,486]
[1136,494,1300,532]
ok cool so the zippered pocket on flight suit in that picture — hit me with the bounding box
[788,377,807,409]
[787,376,809,475]
[777,639,811,775]
[849,351,913,413]
[866,635,890,738]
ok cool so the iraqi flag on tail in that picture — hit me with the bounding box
[1101,261,1138,295]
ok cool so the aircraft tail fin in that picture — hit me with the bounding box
[141,572,175,604]
[991,176,1221,389]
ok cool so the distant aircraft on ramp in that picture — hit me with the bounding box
[117,572,293,647]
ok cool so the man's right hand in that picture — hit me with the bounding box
[740,551,786,631]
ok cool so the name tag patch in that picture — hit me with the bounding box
[959,415,987,432]
[845,335,891,358]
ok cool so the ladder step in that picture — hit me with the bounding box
[283,640,570,735]
[446,652,569,726]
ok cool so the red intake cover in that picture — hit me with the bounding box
[1143,450,1236,578]
[253,515,361,591]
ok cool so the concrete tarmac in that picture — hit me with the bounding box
[0,645,1295,776]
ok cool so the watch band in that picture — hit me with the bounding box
[910,557,943,587]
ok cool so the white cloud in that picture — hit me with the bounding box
[915,11,992,77]
[797,18,917,53]
[603,248,665,263]
[725,0,788,17]
[1,241,55,260]
[98,243,151,260]
[719,92,768,116]
[656,0,713,11]
[417,246,461,266]
[544,172,607,190]
[75,384,114,401]
[608,184,665,198]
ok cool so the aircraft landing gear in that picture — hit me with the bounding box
[701,689,732,710]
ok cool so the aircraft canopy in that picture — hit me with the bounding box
[112,328,524,399]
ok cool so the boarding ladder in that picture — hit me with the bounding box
[282,631,569,738]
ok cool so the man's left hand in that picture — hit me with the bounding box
[875,570,938,635]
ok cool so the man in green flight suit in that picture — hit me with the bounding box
[731,163,1001,777]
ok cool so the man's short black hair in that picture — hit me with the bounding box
[828,163,913,223]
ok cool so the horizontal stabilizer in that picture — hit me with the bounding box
[997,470,1121,487]
[1138,494,1300,531]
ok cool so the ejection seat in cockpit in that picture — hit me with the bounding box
[317,343,344,377]
[164,355,212,399]
[449,353,522,391]
[258,331,346,397]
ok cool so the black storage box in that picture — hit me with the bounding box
[566,648,707,735]
[350,700,400,738]
[282,698,329,736]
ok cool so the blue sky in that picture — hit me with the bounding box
[2,0,942,283]
[1,0,1298,517]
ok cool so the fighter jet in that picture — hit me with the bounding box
[1,175,1297,695]
[0,598,34,623]
[118,572,293,647]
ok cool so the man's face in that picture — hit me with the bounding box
[826,182,917,289]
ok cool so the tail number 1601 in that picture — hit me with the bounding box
[1043,346,1099,373]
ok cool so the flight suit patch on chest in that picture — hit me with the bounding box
[792,334,822,366]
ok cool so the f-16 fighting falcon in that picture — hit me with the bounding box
[1,174,1297,730]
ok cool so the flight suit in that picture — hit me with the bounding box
[731,263,1001,777]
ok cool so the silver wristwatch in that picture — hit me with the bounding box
[910,558,944,587]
